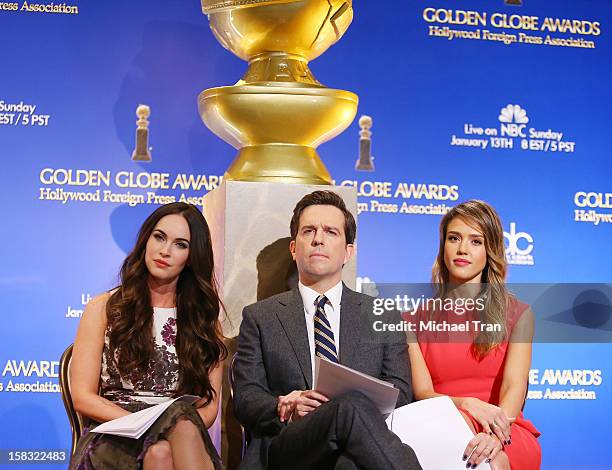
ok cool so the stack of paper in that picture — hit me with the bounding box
[91,395,201,439]
[314,357,399,416]
[387,396,492,469]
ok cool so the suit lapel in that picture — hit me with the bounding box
[339,284,362,369]
[275,288,313,389]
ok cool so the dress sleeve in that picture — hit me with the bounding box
[506,296,530,335]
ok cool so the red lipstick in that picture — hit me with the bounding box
[453,258,471,266]
[154,259,170,268]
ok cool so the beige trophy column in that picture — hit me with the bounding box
[204,181,357,338]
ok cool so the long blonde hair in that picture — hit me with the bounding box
[432,200,509,356]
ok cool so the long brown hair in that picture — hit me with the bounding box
[432,200,509,356]
[106,202,227,403]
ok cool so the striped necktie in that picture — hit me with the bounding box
[314,294,338,363]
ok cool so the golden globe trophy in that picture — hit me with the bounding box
[199,0,358,184]
[131,105,152,162]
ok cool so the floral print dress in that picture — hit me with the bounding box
[100,308,179,409]
[69,307,222,469]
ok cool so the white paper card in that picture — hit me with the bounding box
[91,395,201,439]
[313,357,399,416]
[386,396,491,469]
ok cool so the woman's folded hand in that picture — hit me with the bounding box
[459,397,512,445]
[462,432,502,469]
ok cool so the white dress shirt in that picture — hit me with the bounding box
[298,280,343,386]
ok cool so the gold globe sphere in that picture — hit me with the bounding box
[202,0,353,78]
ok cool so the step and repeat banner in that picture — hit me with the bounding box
[1,0,611,468]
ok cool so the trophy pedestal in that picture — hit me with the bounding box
[198,85,358,185]
[202,180,357,467]
[226,145,331,185]
[203,180,357,338]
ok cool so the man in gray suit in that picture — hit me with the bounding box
[233,190,421,469]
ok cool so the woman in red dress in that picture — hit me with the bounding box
[408,200,541,469]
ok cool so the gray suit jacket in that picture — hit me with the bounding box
[233,285,413,469]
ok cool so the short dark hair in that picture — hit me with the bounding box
[290,190,356,244]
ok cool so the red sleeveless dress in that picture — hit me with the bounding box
[414,297,541,470]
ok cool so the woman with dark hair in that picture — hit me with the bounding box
[70,202,226,470]
[408,200,541,470]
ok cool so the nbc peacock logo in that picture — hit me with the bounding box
[498,104,529,124]
[498,104,529,138]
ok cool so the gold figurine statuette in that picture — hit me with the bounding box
[199,0,358,184]
[355,115,374,171]
[132,105,152,162]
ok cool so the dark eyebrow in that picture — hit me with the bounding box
[301,224,340,232]
[153,229,190,244]
[447,230,484,238]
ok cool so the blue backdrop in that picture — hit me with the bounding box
[1,0,611,468]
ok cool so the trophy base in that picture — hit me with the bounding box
[225,144,331,185]
[131,152,151,162]
[198,84,358,184]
